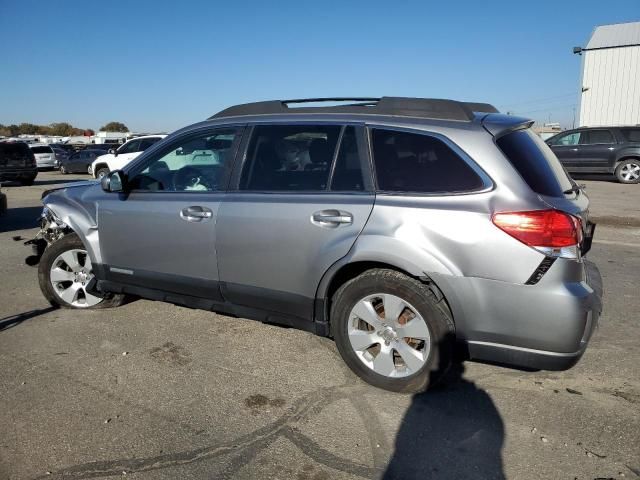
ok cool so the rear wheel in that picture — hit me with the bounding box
[38,234,125,309]
[615,159,640,184]
[331,269,454,393]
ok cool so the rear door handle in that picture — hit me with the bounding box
[571,148,579,152]
[180,206,213,222]
[311,209,353,227]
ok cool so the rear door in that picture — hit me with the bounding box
[216,123,374,327]
[547,131,582,170]
[578,129,616,170]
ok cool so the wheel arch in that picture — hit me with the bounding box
[92,162,110,177]
[314,258,456,337]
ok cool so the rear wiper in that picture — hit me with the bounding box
[563,184,582,195]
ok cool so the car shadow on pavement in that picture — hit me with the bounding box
[0,306,56,332]
[383,341,505,480]
[0,206,43,233]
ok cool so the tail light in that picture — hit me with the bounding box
[492,209,583,259]
[29,153,37,167]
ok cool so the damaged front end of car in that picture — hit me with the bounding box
[24,207,73,266]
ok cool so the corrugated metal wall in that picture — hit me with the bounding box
[579,46,640,126]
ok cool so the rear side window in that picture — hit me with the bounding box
[371,129,483,193]
[30,146,53,154]
[583,130,614,144]
[619,128,640,142]
[240,125,341,191]
[497,129,573,197]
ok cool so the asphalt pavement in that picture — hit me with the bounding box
[0,171,639,480]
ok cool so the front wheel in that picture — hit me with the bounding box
[38,234,125,309]
[615,159,640,184]
[331,269,454,393]
[95,167,109,179]
[59,165,67,174]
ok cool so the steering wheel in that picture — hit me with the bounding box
[172,166,213,191]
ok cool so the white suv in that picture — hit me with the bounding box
[90,135,166,178]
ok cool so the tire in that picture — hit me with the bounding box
[95,167,109,179]
[615,159,640,184]
[38,233,125,309]
[20,177,35,186]
[60,165,67,174]
[331,269,454,393]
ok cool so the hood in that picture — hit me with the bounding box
[41,180,99,200]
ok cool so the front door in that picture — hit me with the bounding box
[548,131,582,170]
[97,127,243,300]
[216,124,375,327]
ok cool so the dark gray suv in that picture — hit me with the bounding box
[27,97,602,393]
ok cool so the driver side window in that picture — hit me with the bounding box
[128,128,240,192]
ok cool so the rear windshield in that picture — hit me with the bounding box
[496,129,573,197]
[0,142,31,155]
[31,146,53,154]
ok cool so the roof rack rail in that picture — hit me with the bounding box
[210,97,499,122]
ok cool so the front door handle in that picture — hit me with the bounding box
[311,209,353,227]
[180,206,213,222]
[571,148,579,152]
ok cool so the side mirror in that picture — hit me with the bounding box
[108,148,117,156]
[101,170,126,193]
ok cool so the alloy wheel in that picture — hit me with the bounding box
[348,293,431,378]
[620,162,640,182]
[49,249,102,307]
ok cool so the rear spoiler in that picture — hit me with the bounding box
[464,102,499,114]
[481,113,534,137]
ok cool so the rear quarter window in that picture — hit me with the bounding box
[371,129,484,193]
[496,129,573,197]
[619,128,640,142]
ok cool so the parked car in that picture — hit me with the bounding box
[59,149,104,174]
[546,126,640,183]
[29,144,56,169]
[51,146,69,168]
[28,97,601,393]
[0,141,38,185]
[89,135,166,178]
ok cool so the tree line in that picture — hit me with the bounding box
[0,121,129,137]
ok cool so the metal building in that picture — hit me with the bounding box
[576,21,640,127]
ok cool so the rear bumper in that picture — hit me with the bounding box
[0,168,38,181]
[434,259,603,371]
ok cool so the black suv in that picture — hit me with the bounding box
[546,127,640,184]
[0,142,38,185]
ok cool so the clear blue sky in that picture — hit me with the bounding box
[0,0,637,132]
